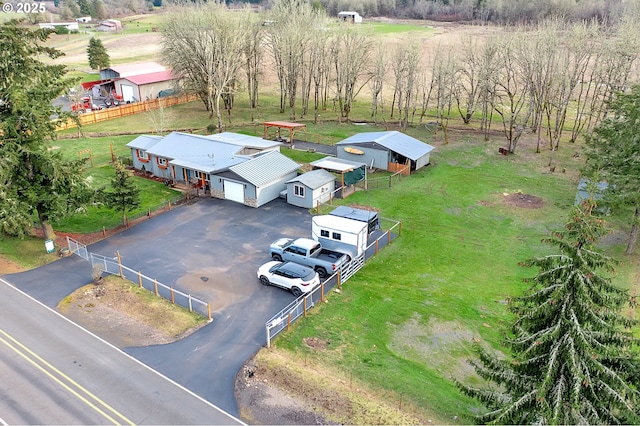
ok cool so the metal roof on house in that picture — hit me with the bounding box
[170,156,247,174]
[310,156,366,172]
[146,132,242,160]
[336,131,434,160]
[122,70,176,86]
[126,134,163,150]
[286,169,335,189]
[205,132,282,149]
[229,151,300,187]
[103,61,166,78]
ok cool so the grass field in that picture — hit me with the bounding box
[268,138,639,423]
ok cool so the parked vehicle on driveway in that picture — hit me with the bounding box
[311,214,368,259]
[269,237,349,278]
[257,261,320,296]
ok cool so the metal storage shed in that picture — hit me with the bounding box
[337,11,363,23]
[285,169,336,209]
[114,70,176,103]
[336,131,434,173]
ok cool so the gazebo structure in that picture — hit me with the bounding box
[263,121,307,143]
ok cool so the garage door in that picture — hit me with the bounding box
[121,85,135,102]
[224,181,244,203]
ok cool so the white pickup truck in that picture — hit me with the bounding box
[269,237,349,278]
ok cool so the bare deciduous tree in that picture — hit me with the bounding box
[162,2,248,133]
[426,45,458,144]
[454,35,484,125]
[390,41,421,131]
[243,13,265,118]
[368,44,388,123]
[146,100,174,135]
[331,25,373,122]
[490,33,532,153]
[266,0,324,120]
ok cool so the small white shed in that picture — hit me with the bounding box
[338,11,363,23]
[285,169,336,209]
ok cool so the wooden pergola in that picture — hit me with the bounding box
[263,121,307,143]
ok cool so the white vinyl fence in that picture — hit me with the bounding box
[67,237,211,320]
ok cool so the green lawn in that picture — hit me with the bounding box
[0,237,60,269]
[52,164,181,233]
[269,139,638,423]
[365,21,435,35]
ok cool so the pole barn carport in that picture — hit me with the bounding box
[263,121,307,143]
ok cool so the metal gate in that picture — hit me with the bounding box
[340,253,365,283]
[66,236,89,261]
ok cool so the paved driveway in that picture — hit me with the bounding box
[6,197,312,417]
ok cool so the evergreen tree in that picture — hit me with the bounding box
[91,0,107,19]
[77,0,93,16]
[102,160,140,226]
[59,0,81,19]
[87,37,110,70]
[583,84,640,255]
[459,199,640,424]
[0,20,92,241]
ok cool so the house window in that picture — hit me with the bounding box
[293,184,305,198]
[194,171,210,182]
[136,149,149,162]
[320,230,329,238]
[157,157,168,169]
[332,232,342,240]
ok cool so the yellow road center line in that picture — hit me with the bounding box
[0,328,135,426]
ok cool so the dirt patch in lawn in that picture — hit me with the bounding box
[388,314,482,383]
[0,256,24,275]
[236,349,433,425]
[57,275,208,348]
[503,192,545,209]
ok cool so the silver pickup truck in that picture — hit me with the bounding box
[269,237,349,278]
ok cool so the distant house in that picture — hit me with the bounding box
[76,16,92,23]
[338,11,363,23]
[285,169,336,208]
[96,19,122,32]
[336,131,434,174]
[126,132,296,208]
[98,62,175,102]
[39,22,79,31]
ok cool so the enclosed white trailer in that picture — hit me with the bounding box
[311,215,367,259]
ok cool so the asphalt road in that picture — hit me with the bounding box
[0,278,242,425]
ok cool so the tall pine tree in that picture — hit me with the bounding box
[87,37,110,70]
[0,21,92,241]
[459,199,640,424]
[583,84,640,255]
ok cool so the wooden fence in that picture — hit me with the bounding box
[57,93,200,130]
